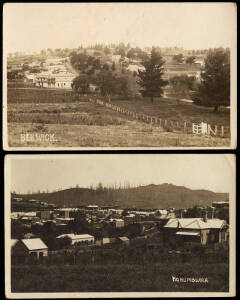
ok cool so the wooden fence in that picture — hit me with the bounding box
[88,98,230,138]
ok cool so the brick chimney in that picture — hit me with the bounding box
[203,211,208,223]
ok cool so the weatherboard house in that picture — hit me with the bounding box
[57,233,95,245]
[163,215,228,246]
[11,238,48,259]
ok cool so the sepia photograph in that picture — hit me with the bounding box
[5,154,236,297]
[3,2,237,149]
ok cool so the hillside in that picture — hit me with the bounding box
[13,183,228,209]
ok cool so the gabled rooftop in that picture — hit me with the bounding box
[164,218,225,230]
[21,238,48,250]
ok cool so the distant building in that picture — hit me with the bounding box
[111,54,121,63]
[87,205,99,211]
[117,236,130,246]
[12,197,23,202]
[55,209,70,218]
[110,218,125,228]
[45,57,69,65]
[12,238,48,259]
[212,201,229,209]
[167,212,176,219]
[55,217,74,224]
[54,74,75,88]
[37,210,51,220]
[96,237,116,246]
[34,73,75,89]
[127,64,145,73]
[194,58,205,66]
[155,209,168,219]
[57,234,94,245]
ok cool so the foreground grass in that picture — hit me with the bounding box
[11,262,229,293]
[7,89,230,147]
[7,122,229,147]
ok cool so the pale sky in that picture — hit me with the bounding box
[8,155,235,194]
[3,3,236,53]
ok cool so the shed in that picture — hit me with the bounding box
[12,238,48,259]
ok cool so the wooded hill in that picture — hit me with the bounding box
[13,183,228,209]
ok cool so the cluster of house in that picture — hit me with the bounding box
[11,201,229,260]
[11,233,131,260]
[8,47,205,96]
[23,57,76,89]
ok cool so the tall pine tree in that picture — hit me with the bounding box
[137,48,168,102]
[194,48,230,112]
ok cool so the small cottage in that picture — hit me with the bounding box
[12,238,48,259]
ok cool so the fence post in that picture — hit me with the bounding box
[221,126,224,137]
[184,122,187,133]
[192,123,195,134]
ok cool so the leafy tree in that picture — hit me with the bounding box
[11,220,29,239]
[193,48,230,112]
[95,71,128,98]
[185,206,203,218]
[169,75,196,96]
[126,223,143,238]
[121,209,129,217]
[216,207,229,223]
[68,216,89,234]
[57,236,72,249]
[111,62,116,72]
[137,48,168,102]
[42,221,57,236]
[127,48,136,60]
[42,237,60,251]
[102,63,110,71]
[116,48,126,58]
[172,54,184,64]
[186,56,196,64]
[104,47,111,55]
[72,75,90,94]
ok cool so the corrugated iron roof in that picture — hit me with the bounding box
[164,218,213,230]
[21,238,48,250]
[57,234,94,240]
[206,219,225,229]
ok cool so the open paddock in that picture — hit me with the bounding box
[6,88,230,147]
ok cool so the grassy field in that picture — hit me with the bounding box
[114,98,230,127]
[7,87,230,147]
[11,262,229,293]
